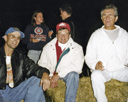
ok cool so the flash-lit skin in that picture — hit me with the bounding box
[34,12,44,25]
[50,29,71,88]
[60,10,66,20]
[31,12,44,43]
[34,12,53,38]
[96,9,118,70]
[4,31,51,91]
[56,29,71,44]
[60,10,71,20]
[31,12,53,42]
[101,9,118,30]
[4,32,21,56]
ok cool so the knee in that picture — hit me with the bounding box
[29,76,39,80]
[68,72,79,78]
[28,76,40,85]
[91,70,103,81]
[64,72,79,85]
[65,72,79,81]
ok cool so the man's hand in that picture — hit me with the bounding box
[40,73,50,91]
[125,64,128,67]
[95,61,104,71]
[50,74,60,88]
[30,38,40,43]
[48,31,53,37]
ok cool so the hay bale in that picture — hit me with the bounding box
[76,77,96,102]
[46,77,128,102]
[105,79,128,102]
[46,80,66,102]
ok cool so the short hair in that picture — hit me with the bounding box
[59,4,72,15]
[101,4,118,17]
[31,11,43,27]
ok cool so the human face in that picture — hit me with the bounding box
[60,10,66,20]
[56,29,71,44]
[34,13,44,24]
[4,32,21,49]
[101,9,118,30]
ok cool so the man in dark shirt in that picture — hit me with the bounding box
[0,27,50,102]
[59,4,75,40]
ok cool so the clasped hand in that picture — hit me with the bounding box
[95,61,104,71]
[50,74,60,88]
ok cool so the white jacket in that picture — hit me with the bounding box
[85,25,128,72]
[38,37,84,78]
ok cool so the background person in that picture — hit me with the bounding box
[22,11,52,63]
[59,4,75,40]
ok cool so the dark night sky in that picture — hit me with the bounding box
[0,0,128,76]
[1,0,128,47]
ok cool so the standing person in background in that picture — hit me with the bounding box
[59,4,82,46]
[22,11,53,63]
[59,4,75,40]
[85,4,128,102]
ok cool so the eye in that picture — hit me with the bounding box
[10,35,15,38]
[109,14,114,17]
[8,35,21,40]
[102,14,106,18]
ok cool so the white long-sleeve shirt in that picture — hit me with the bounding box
[85,25,128,72]
[38,37,84,78]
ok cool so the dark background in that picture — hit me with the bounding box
[0,0,128,76]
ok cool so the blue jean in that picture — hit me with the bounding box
[27,50,41,63]
[62,72,79,102]
[0,76,45,102]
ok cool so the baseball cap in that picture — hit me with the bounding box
[4,27,25,38]
[56,22,70,33]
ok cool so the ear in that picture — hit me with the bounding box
[3,35,7,41]
[115,16,118,22]
[101,16,103,20]
[69,34,71,37]
[63,11,67,15]
[34,17,36,21]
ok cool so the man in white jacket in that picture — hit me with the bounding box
[85,4,128,102]
[38,22,84,102]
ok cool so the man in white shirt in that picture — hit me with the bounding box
[38,22,84,102]
[85,4,128,102]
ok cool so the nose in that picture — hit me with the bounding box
[105,15,111,19]
[106,15,109,18]
[61,35,65,38]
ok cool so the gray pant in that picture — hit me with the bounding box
[27,50,41,63]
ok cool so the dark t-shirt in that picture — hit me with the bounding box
[22,24,50,50]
